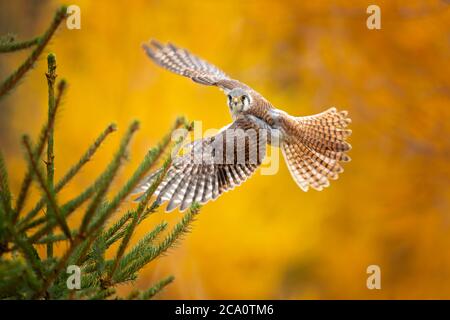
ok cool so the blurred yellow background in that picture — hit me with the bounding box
[1,0,449,299]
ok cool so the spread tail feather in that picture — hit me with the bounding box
[281,107,352,191]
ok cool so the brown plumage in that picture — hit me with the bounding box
[280,108,351,191]
[134,40,352,211]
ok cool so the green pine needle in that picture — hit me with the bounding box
[114,203,201,282]
[22,136,72,241]
[0,7,200,299]
[19,123,117,230]
[0,152,12,222]
[141,276,174,299]
[79,121,140,236]
[0,6,67,98]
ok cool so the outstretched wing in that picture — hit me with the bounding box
[134,117,266,212]
[142,39,250,92]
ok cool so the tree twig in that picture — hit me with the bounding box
[12,70,65,221]
[0,6,67,99]
[22,136,72,242]
[18,123,116,230]
[0,37,40,53]
[45,53,57,258]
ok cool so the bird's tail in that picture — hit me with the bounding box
[280,107,352,191]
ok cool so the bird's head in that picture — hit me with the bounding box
[227,88,251,115]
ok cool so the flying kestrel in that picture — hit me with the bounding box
[134,40,352,212]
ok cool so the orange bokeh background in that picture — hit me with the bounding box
[1,0,449,299]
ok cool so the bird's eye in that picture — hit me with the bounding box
[227,95,232,104]
[241,96,245,102]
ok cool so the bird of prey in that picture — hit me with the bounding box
[134,40,352,212]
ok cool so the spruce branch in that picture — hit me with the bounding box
[31,238,78,299]
[77,123,191,289]
[79,121,140,236]
[46,54,57,190]
[107,161,170,281]
[27,144,130,263]
[30,122,140,299]
[83,119,188,252]
[23,122,121,239]
[19,123,116,230]
[155,202,200,253]
[114,203,201,282]
[126,289,140,300]
[55,123,116,193]
[89,288,116,300]
[22,136,72,241]
[0,34,15,46]
[91,236,107,276]
[105,121,191,282]
[0,37,40,53]
[0,152,12,223]
[140,275,174,299]
[113,222,168,278]
[0,260,27,298]
[45,53,57,258]
[101,210,134,248]
[5,117,199,300]
[87,117,186,234]
[26,187,95,243]
[13,70,64,221]
[97,200,159,253]
[79,209,134,268]
[35,232,75,245]
[0,6,67,99]
[0,7,202,298]
[6,224,44,283]
[26,129,131,244]
[143,201,161,218]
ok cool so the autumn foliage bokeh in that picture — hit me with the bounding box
[0,0,449,299]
